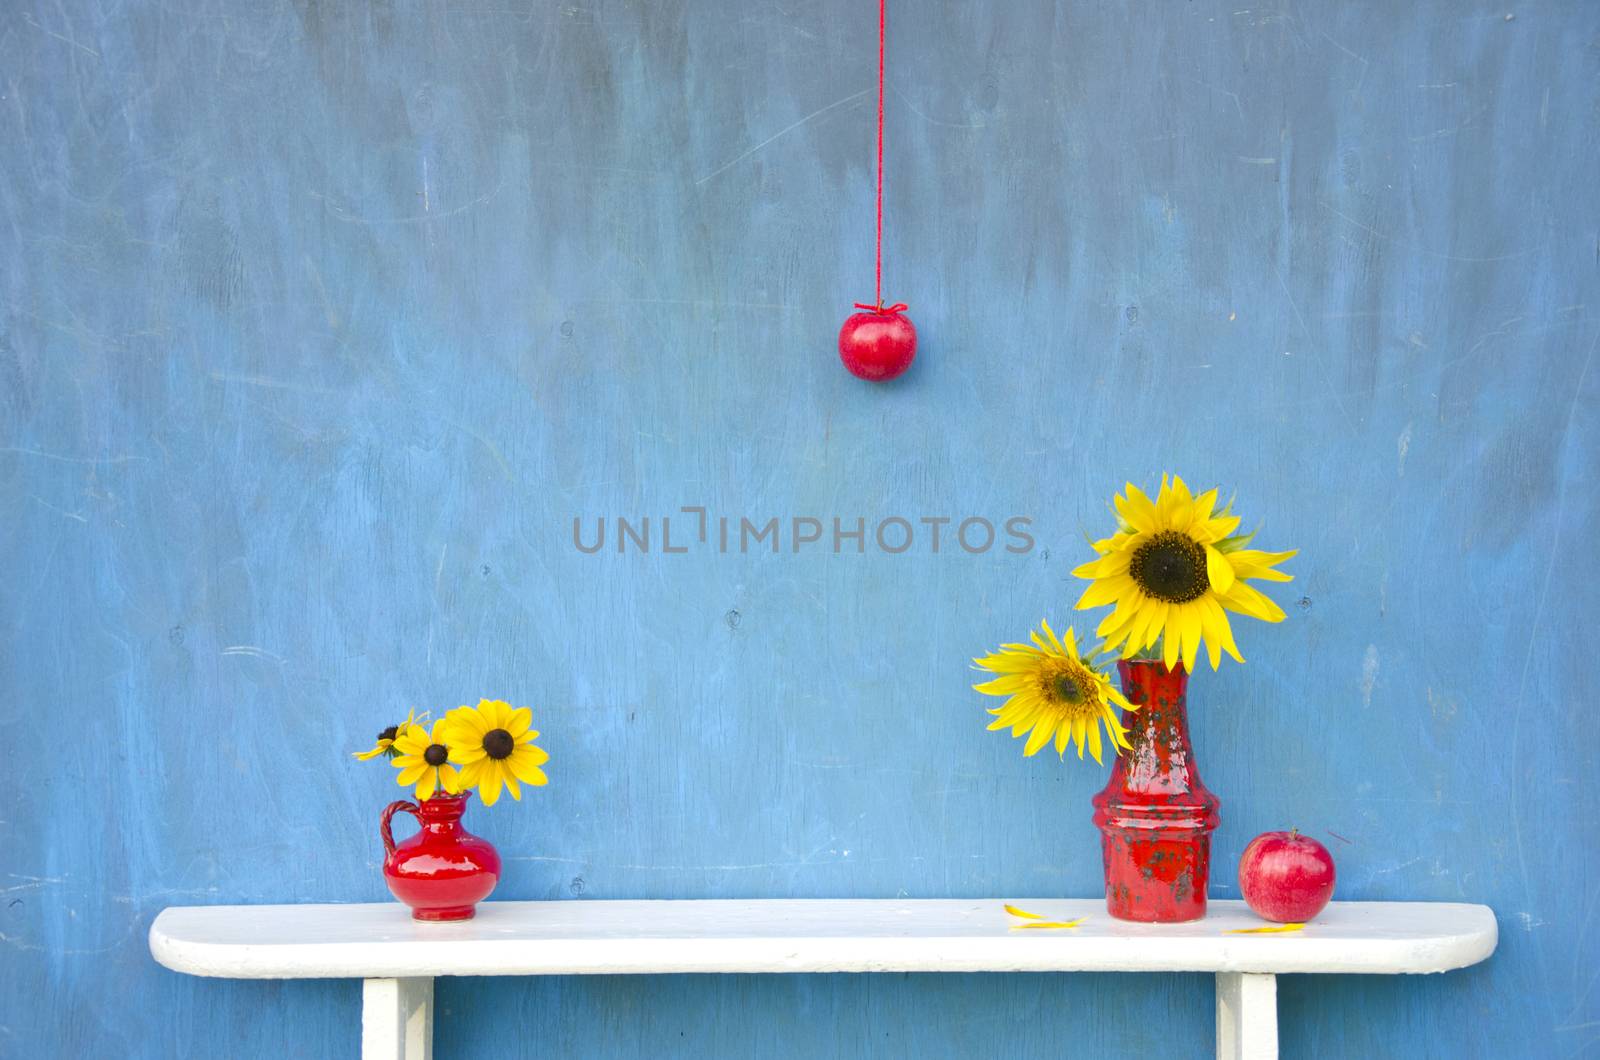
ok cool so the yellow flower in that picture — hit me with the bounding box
[353,710,426,760]
[1072,475,1296,671]
[972,621,1134,763]
[390,720,462,801]
[444,699,549,807]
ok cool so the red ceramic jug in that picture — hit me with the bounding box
[1091,660,1220,923]
[381,792,500,921]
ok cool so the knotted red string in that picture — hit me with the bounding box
[854,0,903,316]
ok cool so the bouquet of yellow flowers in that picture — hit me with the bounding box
[973,474,1296,763]
[355,698,550,805]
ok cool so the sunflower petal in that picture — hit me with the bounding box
[479,765,503,806]
[1205,545,1236,593]
[507,750,549,784]
[506,707,533,738]
[1219,581,1287,623]
[1039,619,1066,654]
[457,708,490,737]
[1180,606,1203,673]
[1162,626,1181,670]
[1076,576,1130,610]
[1144,601,1170,650]
[1117,485,1158,533]
[1023,717,1057,757]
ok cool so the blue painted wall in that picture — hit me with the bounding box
[3,1,1596,1056]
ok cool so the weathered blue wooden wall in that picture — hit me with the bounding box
[3,1,1596,1056]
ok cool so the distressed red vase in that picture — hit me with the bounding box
[381,792,500,921]
[1091,660,1220,922]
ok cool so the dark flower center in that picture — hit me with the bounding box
[379,726,399,743]
[483,729,515,760]
[1130,531,1209,603]
[423,744,448,766]
[1042,662,1095,710]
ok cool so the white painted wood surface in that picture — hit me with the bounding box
[150,899,1496,1060]
[150,898,1495,978]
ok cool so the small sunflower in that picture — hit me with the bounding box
[353,709,426,760]
[972,621,1134,763]
[1073,475,1296,671]
[390,719,462,801]
[444,699,549,807]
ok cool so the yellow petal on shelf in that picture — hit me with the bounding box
[1012,918,1088,930]
[1003,904,1044,919]
[1225,923,1306,934]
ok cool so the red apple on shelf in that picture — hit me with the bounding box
[1238,829,1336,923]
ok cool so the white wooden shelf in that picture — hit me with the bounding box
[149,898,1496,1060]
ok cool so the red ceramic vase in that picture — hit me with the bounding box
[1091,660,1220,922]
[381,792,500,921]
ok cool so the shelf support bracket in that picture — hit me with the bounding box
[1215,971,1277,1060]
[362,976,433,1060]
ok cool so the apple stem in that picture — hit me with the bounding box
[1290,827,1298,839]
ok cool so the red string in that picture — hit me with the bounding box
[874,0,884,310]
[854,0,903,316]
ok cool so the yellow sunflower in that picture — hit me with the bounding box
[972,620,1134,763]
[444,699,549,807]
[1073,475,1296,671]
[390,719,462,801]
[353,709,426,760]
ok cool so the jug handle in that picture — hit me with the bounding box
[381,800,421,857]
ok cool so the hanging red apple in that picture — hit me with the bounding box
[838,305,916,382]
[1238,829,1337,923]
[839,2,918,382]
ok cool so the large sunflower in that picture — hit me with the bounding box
[390,719,462,801]
[444,699,549,807]
[972,621,1134,763]
[1073,475,1296,671]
